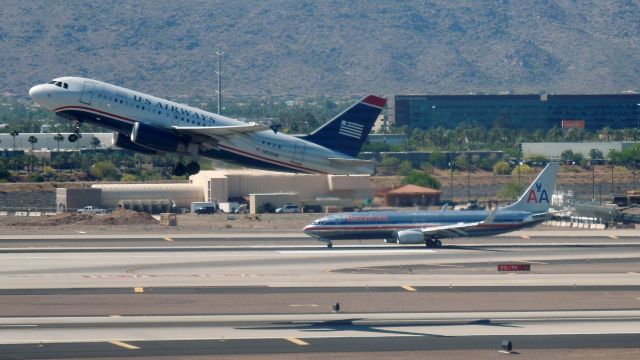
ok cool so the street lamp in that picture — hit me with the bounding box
[610,148,615,197]
[636,103,639,130]
[431,105,436,128]
[591,149,596,202]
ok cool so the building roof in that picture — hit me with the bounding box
[383,184,442,195]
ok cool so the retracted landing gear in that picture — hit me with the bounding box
[425,238,442,248]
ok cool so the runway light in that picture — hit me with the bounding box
[501,339,513,352]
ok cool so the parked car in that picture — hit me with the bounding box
[77,206,107,214]
[275,204,299,213]
[194,206,217,214]
[234,204,249,214]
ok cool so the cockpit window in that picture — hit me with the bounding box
[63,83,68,89]
[55,81,62,87]
[48,80,56,84]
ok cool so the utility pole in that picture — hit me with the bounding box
[215,49,224,115]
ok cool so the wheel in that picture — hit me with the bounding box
[68,133,78,142]
[327,242,333,248]
[185,161,200,175]
[173,163,186,176]
[433,239,442,248]
[425,239,434,248]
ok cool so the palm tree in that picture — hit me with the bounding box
[27,135,38,153]
[53,133,64,153]
[90,136,101,151]
[9,130,19,151]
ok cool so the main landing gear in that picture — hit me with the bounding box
[172,161,200,176]
[425,238,442,248]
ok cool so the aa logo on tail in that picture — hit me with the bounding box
[527,182,550,203]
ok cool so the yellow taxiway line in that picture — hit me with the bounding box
[401,285,417,292]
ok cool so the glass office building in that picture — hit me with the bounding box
[389,94,640,130]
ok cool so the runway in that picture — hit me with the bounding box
[0,229,639,358]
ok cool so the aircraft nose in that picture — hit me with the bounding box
[29,84,46,101]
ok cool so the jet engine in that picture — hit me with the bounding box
[394,230,425,244]
[130,122,188,153]
[113,132,158,155]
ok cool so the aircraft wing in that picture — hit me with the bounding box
[418,221,484,238]
[173,124,270,137]
[328,158,377,167]
[418,208,497,238]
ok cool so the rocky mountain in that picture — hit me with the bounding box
[1,1,639,97]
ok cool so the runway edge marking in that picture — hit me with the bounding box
[401,285,417,292]
[109,340,140,350]
[285,337,309,346]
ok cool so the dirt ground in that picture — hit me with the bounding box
[0,212,322,235]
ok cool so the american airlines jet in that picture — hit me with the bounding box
[29,77,385,175]
[304,162,559,248]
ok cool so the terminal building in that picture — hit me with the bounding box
[387,94,640,131]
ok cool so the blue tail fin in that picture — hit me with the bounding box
[303,95,386,157]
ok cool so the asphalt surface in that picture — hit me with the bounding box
[0,229,639,358]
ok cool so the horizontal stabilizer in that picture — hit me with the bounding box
[173,124,269,136]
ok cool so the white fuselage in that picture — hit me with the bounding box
[29,77,375,174]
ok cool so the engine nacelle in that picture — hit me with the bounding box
[394,230,425,244]
[113,132,158,155]
[131,122,187,153]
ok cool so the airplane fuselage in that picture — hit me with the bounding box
[303,210,540,240]
[29,77,379,174]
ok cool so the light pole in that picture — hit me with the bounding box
[449,158,454,203]
[431,105,436,128]
[591,149,596,202]
[609,148,615,197]
[636,103,639,130]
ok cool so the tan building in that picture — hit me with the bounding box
[190,169,373,211]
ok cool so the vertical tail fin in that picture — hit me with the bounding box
[303,95,386,157]
[500,162,559,213]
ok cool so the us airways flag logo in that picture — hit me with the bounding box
[339,120,364,139]
[527,182,550,203]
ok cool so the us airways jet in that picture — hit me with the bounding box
[304,162,559,248]
[29,77,385,175]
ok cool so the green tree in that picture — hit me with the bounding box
[499,181,524,200]
[397,160,414,176]
[90,161,121,181]
[90,136,101,150]
[27,135,38,152]
[493,160,512,175]
[9,130,19,151]
[53,133,64,153]
[401,170,441,189]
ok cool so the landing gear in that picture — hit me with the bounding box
[172,163,186,176]
[185,161,200,175]
[172,161,201,176]
[68,122,82,142]
[425,238,442,248]
[326,242,333,248]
